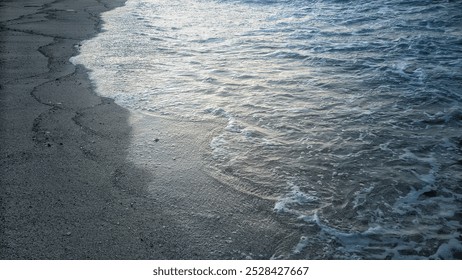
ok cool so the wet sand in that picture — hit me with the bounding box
[0,0,295,259]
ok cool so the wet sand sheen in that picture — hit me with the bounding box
[0,0,293,259]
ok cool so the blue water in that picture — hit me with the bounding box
[72,0,462,259]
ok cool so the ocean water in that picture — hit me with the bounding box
[71,0,462,259]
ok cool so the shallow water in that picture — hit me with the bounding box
[72,0,462,259]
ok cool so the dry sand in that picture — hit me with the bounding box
[0,0,296,259]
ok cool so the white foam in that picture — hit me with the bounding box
[273,183,319,214]
[292,236,310,255]
[431,238,462,260]
[399,149,439,185]
[378,141,393,153]
[352,185,375,208]
[210,135,229,161]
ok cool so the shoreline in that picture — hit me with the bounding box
[0,0,295,259]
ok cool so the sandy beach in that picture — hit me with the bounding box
[0,0,296,259]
